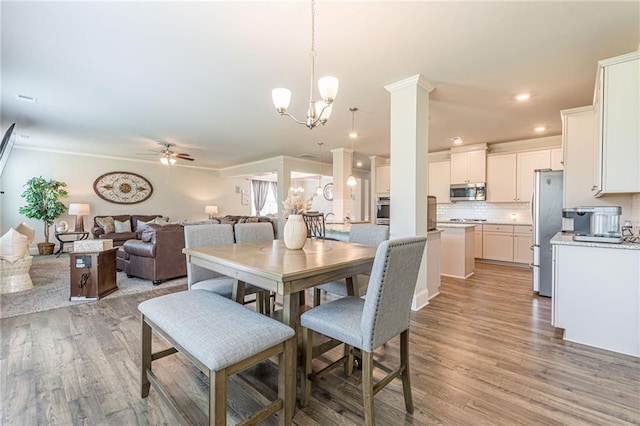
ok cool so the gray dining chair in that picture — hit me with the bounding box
[183,224,263,308]
[300,236,427,426]
[233,222,276,312]
[313,224,389,306]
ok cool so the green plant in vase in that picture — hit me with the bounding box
[18,176,69,255]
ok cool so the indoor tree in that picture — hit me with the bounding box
[18,176,69,254]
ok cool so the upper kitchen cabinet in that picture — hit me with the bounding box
[428,161,451,203]
[561,106,597,207]
[487,149,551,202]
[376,165,391,194]
[450,144,487,184]
[550,147,564,171]
[594,51,640,195]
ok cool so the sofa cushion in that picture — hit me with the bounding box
[133,215,164,231]
[0,228,30,263]
[114,219,132,233]
[95,216,115,234]
[99,232,137,241]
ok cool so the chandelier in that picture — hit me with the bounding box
[272,0,339,129]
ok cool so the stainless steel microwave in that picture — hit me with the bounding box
[450,183,486,201]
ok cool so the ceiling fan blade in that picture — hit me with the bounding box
[176,153,192,157]
[176,155,195,161]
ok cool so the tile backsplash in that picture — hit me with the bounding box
[437,202,532,224]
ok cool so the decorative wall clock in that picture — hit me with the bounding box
[93,171,153,204]
[323,182,334,201]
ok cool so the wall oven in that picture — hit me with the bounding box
[449,183,486,202]
[376,196,390,225]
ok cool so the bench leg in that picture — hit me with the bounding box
[141,316,151,398]
[210,369,227,426]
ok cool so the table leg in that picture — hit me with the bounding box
[282,291,300,412]
[232,280,246,304]
[55,241,65,257]
[345,275,358,297]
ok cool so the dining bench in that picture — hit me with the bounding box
[138,290,296,425]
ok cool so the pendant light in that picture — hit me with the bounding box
[272,0,339,129]
[316,142,324,196]
[346,107,358,187]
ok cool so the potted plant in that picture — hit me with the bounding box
[18,176,69,255]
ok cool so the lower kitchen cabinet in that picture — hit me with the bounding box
[513,225,533,264]
[482,225,514,262]
[474,225,483,258]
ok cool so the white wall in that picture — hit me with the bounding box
[0,148,249,245]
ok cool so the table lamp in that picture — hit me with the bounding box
[205,205,218,220]
[68,203,91,232]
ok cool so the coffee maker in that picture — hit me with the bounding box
[562,206,623,243]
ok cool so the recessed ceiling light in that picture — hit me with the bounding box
[515,93,531,102]
[451,137,463,145]
[349,131,358,139]
[534,126,546,132]
[356,161,363,167]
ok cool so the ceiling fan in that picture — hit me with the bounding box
[139,142,194,165]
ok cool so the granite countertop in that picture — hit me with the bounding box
[551,232,640,250]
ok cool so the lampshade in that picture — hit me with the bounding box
[205,205,218,215]
[272,88,292,112]
[318,76,339,101]
[68,203,90,216]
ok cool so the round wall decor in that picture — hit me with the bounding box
[323,182,334,201]
[93,171,153,204]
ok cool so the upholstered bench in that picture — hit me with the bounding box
[138,290,296,425]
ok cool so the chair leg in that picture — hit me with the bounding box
[362,351,375,426]
[300,327,314,407]
[313,288,321,307]
[400,330,414,414]
[279,337,295,426]
[344,344,354,377]
[141,317,151,398]
[210,369,227,426]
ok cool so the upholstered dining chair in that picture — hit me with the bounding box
[302,212,325,239]
[183,224,264,310]
[233,222,276,312]
[313,224,389,306]
[300,236,427,426]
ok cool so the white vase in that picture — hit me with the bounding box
[283,214,307,249]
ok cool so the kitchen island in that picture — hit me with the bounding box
[551,233,640,357]
[437,223,475,279]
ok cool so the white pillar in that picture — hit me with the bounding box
[384,74,435,311]
[331,148,354,222]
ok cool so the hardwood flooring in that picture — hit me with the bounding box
[1,263,638,425]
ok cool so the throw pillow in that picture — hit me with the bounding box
[96,216,115,234]
[15,222,35,244]
[114,219,132,233]
[0,228,29,263]
[136,219,149,232]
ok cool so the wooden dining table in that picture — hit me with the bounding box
[183,238,378,413]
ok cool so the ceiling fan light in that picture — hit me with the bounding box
[272,88,291,113]
[346,175,357,187]
[318,76,339,102]
[169,157,177,165]
[160,156,169,165]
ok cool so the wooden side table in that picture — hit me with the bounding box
[54,231,89,257]
[69,248,118,300]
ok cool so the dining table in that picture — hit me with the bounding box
[182,238,378,413]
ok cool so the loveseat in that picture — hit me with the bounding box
[91,214,163,246]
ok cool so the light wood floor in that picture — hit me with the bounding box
[1,263,639,425]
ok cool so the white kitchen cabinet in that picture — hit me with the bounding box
[486,153,517,202]
[594,51,640,195]
[439,225,475,279]
[516,150,551,202]
[428,161,450,203]
[376,165,390,194]
[552,242,640,357]
[513,225,533,264]
[474,225,483,259]
[550,147,563,171]
[482,224,514,262]
[450,150,486,184]
[561,106,598,207]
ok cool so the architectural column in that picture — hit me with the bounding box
[384,74,435,310]
[330,148,354,222]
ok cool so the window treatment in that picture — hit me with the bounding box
[251,180,271,214]
[269,182,278,204]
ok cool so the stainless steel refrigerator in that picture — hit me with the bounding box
[532,169,563,297]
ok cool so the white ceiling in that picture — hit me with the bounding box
[2,1,638,169]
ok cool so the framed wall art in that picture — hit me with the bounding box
[93,171,153,204]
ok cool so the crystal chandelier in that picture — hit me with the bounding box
[272,0,339,129]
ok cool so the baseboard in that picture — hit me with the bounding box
[411,288,429,311]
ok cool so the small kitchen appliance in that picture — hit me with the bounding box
[564,206,623,243]
[449,183,486,202]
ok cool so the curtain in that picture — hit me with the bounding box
[252,180,270,214]
[269,181,278,204]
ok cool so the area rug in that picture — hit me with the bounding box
[0,254,187,319]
